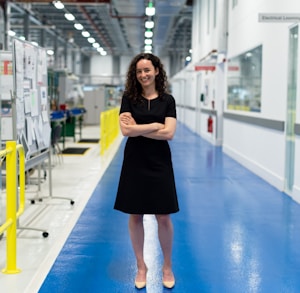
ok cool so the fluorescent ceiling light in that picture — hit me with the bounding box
[144,39,152,45]
[145,30,153,38]
[93,43,100,48]
[53,1,64,9]
[47,49,54,55]
[87,37,95,43]
[97,47,104,52]
[74,23,83,30]
[82,31,90,37]
[144,45,152,51]
[8,30,16,36]
[64,13,75,21]
[145,20,154,29]
[145,2,155,16]
[100,51,107,56]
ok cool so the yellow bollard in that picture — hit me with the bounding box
[16,145,25,219]
[2,141,21,274]
[100,107,120,156]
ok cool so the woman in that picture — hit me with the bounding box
[114,53,179,289]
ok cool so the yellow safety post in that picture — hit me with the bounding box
[16,144,25,219]
[100,107,120,155]
[0,141,25,274]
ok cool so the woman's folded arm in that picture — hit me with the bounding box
[119,112,164,137]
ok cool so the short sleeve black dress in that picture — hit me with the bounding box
[114,93,179,215]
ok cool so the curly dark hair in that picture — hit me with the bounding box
[124,53,168,102]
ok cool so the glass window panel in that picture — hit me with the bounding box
[227,45,262,112]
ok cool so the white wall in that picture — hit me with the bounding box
[120,56,132,76]
[90,54,171,86]
[223,119,285,190]
[223,0,300,197]
[293,34,300,203]
[227,1,293,121]
[87,55,114,84]
[171,0,300,203]
[293,136,300,203]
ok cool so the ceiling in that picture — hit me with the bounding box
[3,0,192,59]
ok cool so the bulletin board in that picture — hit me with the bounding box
[12,38,51,159]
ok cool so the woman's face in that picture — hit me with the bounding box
[136,58,158,88]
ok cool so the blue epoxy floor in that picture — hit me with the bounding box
[38,123,300,293]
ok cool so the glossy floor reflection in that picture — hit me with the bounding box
[28,123,300,292]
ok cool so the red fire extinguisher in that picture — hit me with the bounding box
[207,115,213,133]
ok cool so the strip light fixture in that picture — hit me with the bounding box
[145,20,154,29]
[52,0,107,56]
[145,1,155,16]
[64,13,75,21]
[74,23,83,30]
[145,29,153,38]
[53,1,64,9]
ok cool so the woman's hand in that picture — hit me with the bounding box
[154,122,165,130]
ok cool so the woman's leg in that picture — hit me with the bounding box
[128,214,147,283]
[155,214,175,284]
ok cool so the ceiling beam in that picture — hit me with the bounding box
[79,5,112,53]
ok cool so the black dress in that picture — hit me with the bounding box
[114,93,179,215]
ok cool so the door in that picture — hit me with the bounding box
[284,25,298,193]
[83,87,105,125]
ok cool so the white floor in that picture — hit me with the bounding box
[0,125,123,293]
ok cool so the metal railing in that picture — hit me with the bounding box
[0,141,25,274]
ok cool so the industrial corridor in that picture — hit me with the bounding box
[37,123,300,293]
